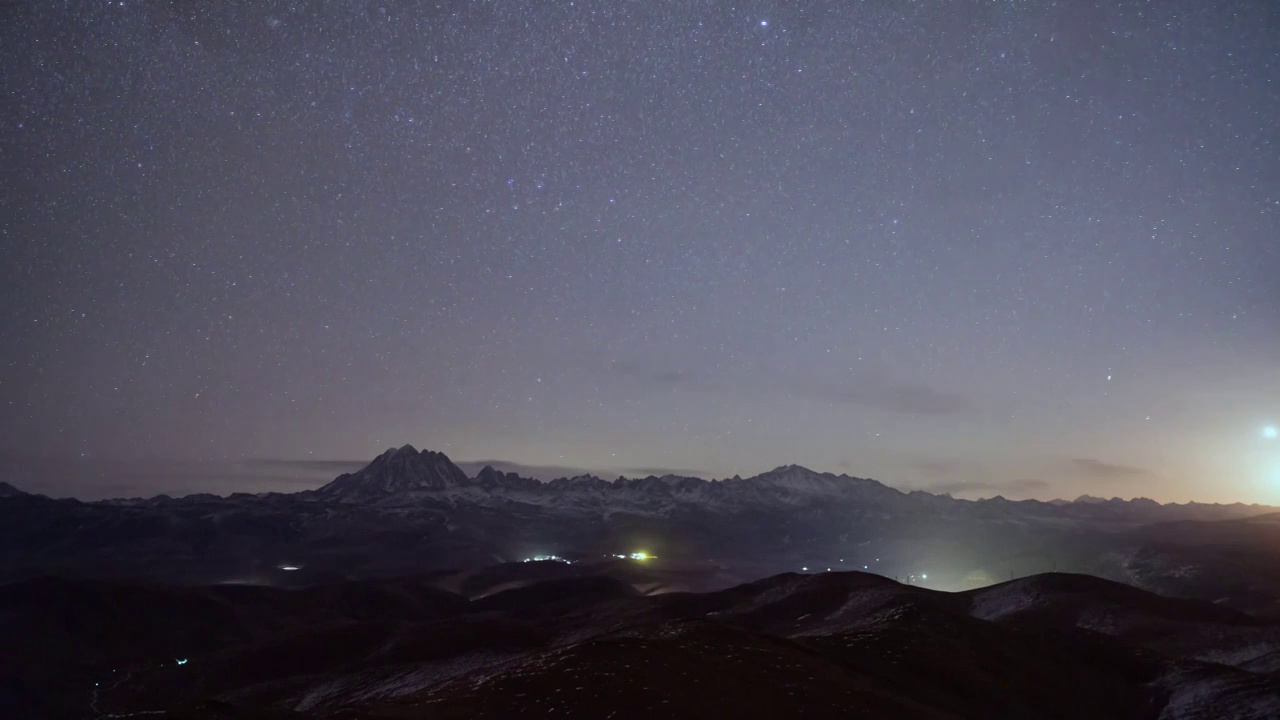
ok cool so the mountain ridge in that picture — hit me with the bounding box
[302,445,1277,515]
[314,444,470,501]
[5,445,1276,514]
[0,481,28,498]
[5,443,1280,616]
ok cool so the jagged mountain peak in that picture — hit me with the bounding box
[752,464,886,495]
[474,465,541,492]
[766,463,814,474]
[317,444,469,501]
[474,464,503,481]
[758,464,870,482]
[639,473,705,486]
[377,443,449,462]
[546,474,611,491]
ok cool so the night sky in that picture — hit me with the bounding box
[3,2,1278,502]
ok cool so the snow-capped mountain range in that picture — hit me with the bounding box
[3,443,1280,612]
[306,444,907,513]
[299,444,1269,522]
[2,443,1272,524]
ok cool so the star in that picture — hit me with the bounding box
[2,1,1275,505]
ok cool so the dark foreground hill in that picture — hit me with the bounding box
[3,571,1278,720]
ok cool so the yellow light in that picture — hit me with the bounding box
[629,551,651,561]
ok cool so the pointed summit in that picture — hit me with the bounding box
[371,443,420,462]
[749,464,898,502]
[317,444,468,502]
[755,465,841,493]
[1074,494,1108,504]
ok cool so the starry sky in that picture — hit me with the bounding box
[3,1,1278,503]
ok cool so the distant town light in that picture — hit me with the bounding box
[802,566,808,572]
[278,565,300,571]
[629,552,652,561]
[523,555,570,564]
[922,574,927,580]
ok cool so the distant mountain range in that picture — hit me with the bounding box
[3,444,1280,615]
[3,445,1267,519]
[301,444,1267,520]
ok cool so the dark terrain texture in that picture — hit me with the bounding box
[3,570,1278,720]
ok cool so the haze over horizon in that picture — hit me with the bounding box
[3,2,1278,504]
[3,444,1279,507]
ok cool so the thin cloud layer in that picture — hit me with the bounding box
[1070,458,1152,480]
[918,478,1050,497]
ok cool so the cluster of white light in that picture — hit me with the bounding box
[609,552,654,561]
[278,565,300,571]
[523,555,570,564]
